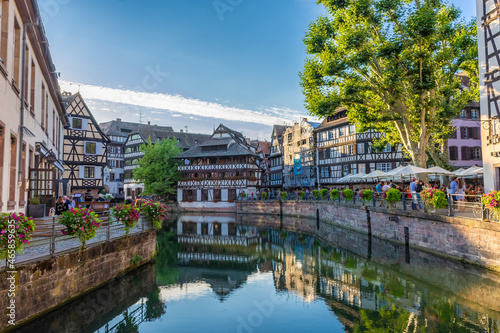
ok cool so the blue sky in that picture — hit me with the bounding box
[41,0,477,139]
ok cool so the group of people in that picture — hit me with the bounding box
[54,190,108,215]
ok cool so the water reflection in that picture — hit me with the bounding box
[13,214,500,333]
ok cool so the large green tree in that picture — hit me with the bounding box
[300,0,478,168]
[133,137,182,197]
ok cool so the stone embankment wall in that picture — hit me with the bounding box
[236,201,500,271]
[0,230,156,331]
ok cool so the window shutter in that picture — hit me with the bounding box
[79,165,85,178]
[466,110,471,119]
[82,119,89,130]
[449,147,455,160]
[461,146,467,160]
[473,127,480,139]
[460,127,466,139]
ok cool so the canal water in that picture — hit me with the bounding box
[13,214,500,332]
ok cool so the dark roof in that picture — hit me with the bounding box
[199,137,232,147]
[127,124,209,150]
[272,125,287,138]
[178,124,258,158]
[314,107,349,132]
[61,93,78,105]
[178,141,258,158]
[99,120,141,137]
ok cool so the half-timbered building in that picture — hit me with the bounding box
[282,119,319,189]
[0,0,69,214]
[123,123,210,199]
[177,124,263,210]
[314,108,408,186]
[99,118,140,197]
[62,92,110,196]
[268,125,286,190]
[478,0,500,191]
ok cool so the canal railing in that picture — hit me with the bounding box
[1,215,154,270]
[238,193,498,222]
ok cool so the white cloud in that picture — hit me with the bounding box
[60,81,314,127]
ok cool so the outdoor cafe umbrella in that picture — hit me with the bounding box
[391,165,432,180]
[452,168,465,176]
[347,172,368,181]
[461,167,484,177]
[427,166,455,185]
[362,170,387,181]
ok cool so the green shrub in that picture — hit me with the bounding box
[300,191,305,199]
[261,192,268,199]
[28,197,40,205]
[313,190,319,199]
[130,254,143,265]
[342,189,354,201]
[330,189,339,200]
[320,189,328,199]
[430,190,448,210]
[280,191,287,200]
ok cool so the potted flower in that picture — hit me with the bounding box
[0,212,35,259]
[59,207,102,250]
[299,190,305,200]
[140,200,168,230]
[103,193,114,201]
[482,191,500,220]
[342,189,353,202]
[261,192,268,200]
[112,204,141,235]
[320,189,328,200]
[313,190,319,200]
[361,190,373,205]
[421,188,448,212]
[330,189,339,201]
[280,191,288,200]
[385,188,402,209]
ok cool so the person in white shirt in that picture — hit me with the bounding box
[382,181,391,193]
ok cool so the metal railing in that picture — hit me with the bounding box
[243,192,498,222]
[1,215,153,270]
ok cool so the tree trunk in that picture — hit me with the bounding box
[412,150,429,183]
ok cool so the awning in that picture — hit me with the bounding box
[36,142,65,173]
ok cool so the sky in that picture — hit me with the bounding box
[41,0,477,139]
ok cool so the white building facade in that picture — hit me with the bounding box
[478,0,500,191]
[0,0,68,213]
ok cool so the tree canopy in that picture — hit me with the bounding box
[133,137,182,198]
[300,0,478,167]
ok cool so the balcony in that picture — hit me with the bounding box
[178,164,259,172]
[178,178,259,188]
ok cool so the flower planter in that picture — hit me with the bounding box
[28,204,46,218]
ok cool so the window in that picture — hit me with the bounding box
[30,61,35,110]
[343,164,349,176]
[13,19,20,85]
[108,146,116,154]
[449,146,458,160]
[357,143,365,154]
[461,146,471,160]
[376,163,392,172]
[328,130,333,140]
[109,160,116,168]
[473,147,481,160]
[383,144,392,153]
[110,173,115,181]
[351,164,357,174]
[460,127,469,139]
[84,166,95,178]
[0,0,9,65]
[339,127,344,137]
[348,145,353,155]
[287,133,292,141]
[471,109,479,119]
[358,164,366,174]
[41,84,46,128]
[460,109,466,118]
[320,167,330,178]
[349,125,355,135]
[130,134,140,140]
[72,118,82,129]
[85,142,96,154]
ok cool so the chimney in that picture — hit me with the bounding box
[148,121,151,126]
[116,118,121,122]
